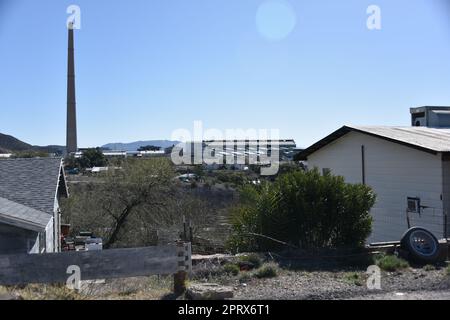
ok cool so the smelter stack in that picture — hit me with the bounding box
[66,22,78,154]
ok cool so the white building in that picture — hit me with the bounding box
[0,154,12,158]
[180,139,297,170]
[297,107,450,243]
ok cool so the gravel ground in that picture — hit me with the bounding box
[3,256,449,300]
[232,267,450,300]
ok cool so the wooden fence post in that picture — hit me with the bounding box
[182,216,187,241]
[173,241,192,296]
[189,221,193,244]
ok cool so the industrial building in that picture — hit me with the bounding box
[178,139,298,170]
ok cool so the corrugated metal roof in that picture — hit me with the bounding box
[296,125,450,160]
[0,197,51,232]
[348,126,450,152]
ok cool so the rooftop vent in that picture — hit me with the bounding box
[410,106,450,128]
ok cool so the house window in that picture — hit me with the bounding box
[322,168,331,175]
[407,197,421,213]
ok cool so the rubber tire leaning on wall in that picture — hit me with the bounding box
[400,227,440,264]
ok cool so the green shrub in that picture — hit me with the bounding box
[423,264,436,271]
[343,272,363,286]
[254,263,278,279]
[239,253,262,269]
[238,273,252,283]
[228,169,375,252]
[446,265,450,276]
[375,254,409,272]
[223,263,240,276]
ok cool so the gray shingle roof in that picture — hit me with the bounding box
[0,197,51,232]
[0,158,64,215]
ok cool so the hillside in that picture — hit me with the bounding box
[0,133,65,154]
[0,133,32,152]
[102,140,179,151]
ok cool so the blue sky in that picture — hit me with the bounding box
[1,0,450,148]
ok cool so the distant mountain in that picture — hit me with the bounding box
[0,133,33,152]
[0,133,65,155]
[102,140,180,152]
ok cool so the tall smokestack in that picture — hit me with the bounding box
[66,22,77,154]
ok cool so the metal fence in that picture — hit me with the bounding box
[369,208,449,243]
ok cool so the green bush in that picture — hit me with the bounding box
[375,254,409,272]
[238,273,252,283]
[239,253,262,269]
[343,272,363,286]
[228,169,375,252]
[12,151,49,158]
[446,265,450,276]
[254,263,278,279]
[215,172,248,187]
[423,264,436,271]
[223,263,240,276]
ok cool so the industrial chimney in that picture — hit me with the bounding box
[66,22,78,154]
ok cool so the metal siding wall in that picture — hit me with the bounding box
[442,160,450,238]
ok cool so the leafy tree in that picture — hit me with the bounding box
[277,162,304,175]
[228,169,375,252]
[99,158,174,248]
[64,154,78,169]
[164,145,175,155]
[62,158,232,249]
[192,165,205,180]
[79,148,108,168]
[138,145,161,152]
[65,148,107,170]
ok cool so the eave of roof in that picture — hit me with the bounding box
[0,197,51,232]
[296,125,450,160]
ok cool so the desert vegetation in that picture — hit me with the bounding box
[62,157,237,250]
[374,254,409,272]
[228,168,376,252]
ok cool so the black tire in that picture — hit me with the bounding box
[400,227,440,263]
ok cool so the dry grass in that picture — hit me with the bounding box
[2,284,85,300]
[343,272,364,286]
[0,276,173,300]
[254,263,279,279]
